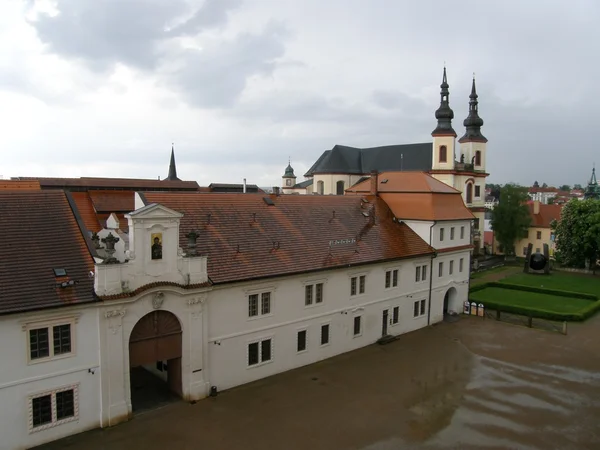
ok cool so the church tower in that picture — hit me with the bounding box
[166,145,181,181]
[281,160,296,193]
[458,77,487,172]
[431,67,457,171]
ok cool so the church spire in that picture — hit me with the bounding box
[166,144,181,181]
[431,66,457,137]
[584,165,599,199]
[459,75,487,143]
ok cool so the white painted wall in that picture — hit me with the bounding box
[431,136,456,170]
[431,220,472,250]
[0,306,101,450]
[313,174,365,195]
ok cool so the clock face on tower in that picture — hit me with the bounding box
[286,179,291,186]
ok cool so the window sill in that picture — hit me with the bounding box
[30,415,77,434]
[28,352,75,366]
[296,349,308,355]
[413,314,426,320]
[247,359,273,369]
[304,302,323,309]
[352,333,363,339]
[247,313,273,322]
[319,343,330,348]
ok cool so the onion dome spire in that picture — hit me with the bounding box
[431,66,457,137]
[283,157,295,178]
[459,76,487,143]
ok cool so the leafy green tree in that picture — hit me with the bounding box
[491,184,532,257]
[552,199,600,269]
[542,182,548,188]
[533,181,539,188]
[559,184,571,191]
[574,184,583,190]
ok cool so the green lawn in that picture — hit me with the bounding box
[470,287,592,314]
[499,272,600,296]
[471,266,512,280]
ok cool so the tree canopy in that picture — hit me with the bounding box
[533,181,539,188]
[553,199,600,269]
[559,184,571,191]
[491,184,531,256]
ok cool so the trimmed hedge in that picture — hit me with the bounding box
[469,282,600,322]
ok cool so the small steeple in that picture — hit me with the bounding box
[459,75,487,143]
[431,66,457,137]
[584,165,600,199]
[283,157,295,178]
[166,144,181,181]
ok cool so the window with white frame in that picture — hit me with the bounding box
[353,316,362,336]
[460,226,465,239]
[29,385,78,431]
[413,299,426,318]
[385,269,398,288]
[449,260,454,275]
[248,291,272,318]
[415,264,427,282]
[350,275,365,296]
[320,324,330,345]
[248,338,272,366]
[392,306,399,325]
[297,330,307,352]
[439,227,445,241]
[28,321,74,362]
[450,227,455,240]
[305,283,324,306]
[438,262,444,277]
[459,258,464,272]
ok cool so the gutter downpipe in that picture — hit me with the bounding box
[427,221,436,326]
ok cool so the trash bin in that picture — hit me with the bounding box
[470,301,478,315]
[477,303,485,317]
[463,301,470,314]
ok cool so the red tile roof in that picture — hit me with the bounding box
[347,171,460,194]
[88,190,135,212]
[0,180,41,190]
[12,176,200,191]
[0,191,96,314]
[346,172,473,221]
[528,203,563,228]
[141,192,434,284]
[71,192,102,233]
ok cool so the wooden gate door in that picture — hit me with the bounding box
[129,311,182,368]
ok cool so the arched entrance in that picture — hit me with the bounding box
[443,287,458,315]
[129,310,182,413]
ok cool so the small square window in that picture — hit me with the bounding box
[305,285,313,306]
[392,306,399,325]
[297,330,307,352]
[248,294,258,317]
[353,316,362,336]
[248,342,259,366]
[261,339,272,362]
[30,328,50,360]
[315,283,323,303]
[32,395,52,428]
[321,324,330,345]
[53,268,67,277]
[261,292,271,315]
[53,324,71,356]
[55,389,75,421]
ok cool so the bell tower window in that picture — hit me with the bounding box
[439,145,447,163]
[466,183,473,204]
[475,150,481,166]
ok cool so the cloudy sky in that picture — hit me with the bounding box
[0,0,597,188]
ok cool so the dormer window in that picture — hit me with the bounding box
[439,145,447,163]
[53,268,67,277]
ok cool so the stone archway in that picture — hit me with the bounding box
[443,287,458,315]
[129,310,182,412]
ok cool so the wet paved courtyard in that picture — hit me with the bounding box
[37,314,600,450]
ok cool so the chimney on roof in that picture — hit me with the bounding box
[370,170,378,195]
[243,178,247,194]
[533,200,540,215]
